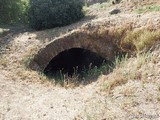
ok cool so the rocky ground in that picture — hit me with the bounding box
[0,1,160,120]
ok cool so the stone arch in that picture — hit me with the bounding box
[29,31,115,72]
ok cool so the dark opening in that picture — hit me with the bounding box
[44,48,109,78]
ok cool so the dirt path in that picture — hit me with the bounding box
[0,73,104,120]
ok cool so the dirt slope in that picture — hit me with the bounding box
[0,74,103,120]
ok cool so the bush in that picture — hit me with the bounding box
[28,0,84,30]
[0,0,29,24]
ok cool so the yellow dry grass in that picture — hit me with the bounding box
[101,43,160,93]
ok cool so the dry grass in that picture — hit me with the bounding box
[78,42,160,119]
[135,5,160,14]
[122,0,160,6]
[83,2,111,12]
[0,56,9,67]
[83,23,160,63]
[121,29,160,51]
[101,43,160,93]
[96,24,160,53]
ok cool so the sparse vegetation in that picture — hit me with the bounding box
[135,5,160,14]
[23,54,34,68]
[44,61,113,87]
[102,25,160,52]
[84,2,111,12]
[120,29,160,52]
[102,46,160,93]
[81,62,112,80]
[0,56,9,67]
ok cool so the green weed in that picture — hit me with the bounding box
[135,5,160,14]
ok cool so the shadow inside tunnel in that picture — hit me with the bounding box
[43,48,114,86]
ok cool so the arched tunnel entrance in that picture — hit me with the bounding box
[43,48,110,78]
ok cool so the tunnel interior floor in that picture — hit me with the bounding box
[43,48,112,81]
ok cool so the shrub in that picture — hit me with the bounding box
[0,0,29,24]
[28,0,84,30]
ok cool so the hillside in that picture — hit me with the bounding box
[0,1,160,120]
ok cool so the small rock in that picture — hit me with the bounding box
[112,0,120,5]
[147,77,152,80]
[68,29,72,32]
[109,8,121,15]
